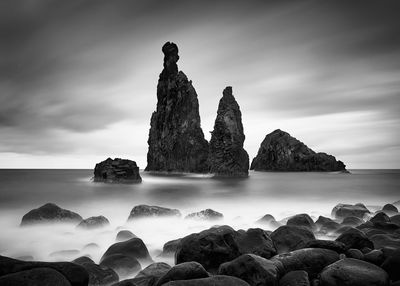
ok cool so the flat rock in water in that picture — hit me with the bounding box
[250,129,347,172]
[20,203,82,226]
[94,158,142,183]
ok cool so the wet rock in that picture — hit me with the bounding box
[114,262,172,286]
[315,216,340,233]
[250,129,346,172]
[299,240,347,253]
[176,226,276,272]
[73,256,95,265]
[364,249,384,265]
[279,270,309,286]
[341,216,363,226]
[101,237,152,264]
[156,262,209,286]
[116,230,137,242]
[334,225,352,235]
[20,203,82,226]
[287,214,315,230]
[77,216,110,229]
[0,255,89,286]
[161,275,250,286]
[94,158,142,183]
[335,228,374,250]
[72,256,118,286]
[332,203,370,220]
[146,42,209,173]
[345,248,364,260]
[391,214,400,226]
[218,254,279,286]
[0,267,71,286]
[100,254,141,279]
[208,86,249,177]
[382,204,398,215]
[319,258,389,286]
[161,239,181,257]
[370,212,390,224]
[271,226,315,253]
[271,248,339,279]
[381,248,400,281]
[185,209,223,220]
[369,233,400,249]
[127,205,181,220]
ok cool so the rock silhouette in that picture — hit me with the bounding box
[208,87,249,177]
[146,42,209,173]
[94,158,142,183]
[250,129,347,172]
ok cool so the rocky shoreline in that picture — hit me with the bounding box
[2,201,399,285]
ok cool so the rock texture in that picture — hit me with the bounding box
[146,42,209,173]
[250,129,347,172]
[208,86,249,177]
[94,158,141,183]
[20,203,82,226]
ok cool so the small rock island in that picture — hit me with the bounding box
[145,42,209,173]
[250,129,347,172]
[94,158,142,183]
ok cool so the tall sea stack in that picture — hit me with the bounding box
[208,87,249,177]
[145,42,209,172]
[250,129,347,172]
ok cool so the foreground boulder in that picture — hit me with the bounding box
[20,203,82,226]
[331,203,370,219]
[156,262,209,286]
[176,226,276,272]
[128,205,181,220]
[185,209,223,220]
[162,275,250,286]
[299,240,347,253]
[286,214,315,230]
[319,258,389,286]
[77,216,110,229]
[250,129,346,172]
[270,226,315,253]
[72,256,118,286]
[145,42,209,173]
[335,228,374,250]
[279,270,309,286]
[0,267,71,286]
[271,248,339,279]
[382,204,398,215]
[208,86,249,177]
[219,254,279,286]
[101,237,152,264]
[115,262,171,286]
[94,158,142,183]
[100,254,141,279]
[381,248,400,281]
[0,255,88,286]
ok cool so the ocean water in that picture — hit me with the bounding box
[0,169,399,273]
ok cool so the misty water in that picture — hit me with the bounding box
[0,169,399,275]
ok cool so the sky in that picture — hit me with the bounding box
[1,0,400,169]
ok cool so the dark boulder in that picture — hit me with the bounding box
[335,228,374,250]
[341,216,363,226]
[100,254,141,279]
[161,275,250,286]
[20,203,82,226]
[286,214,315,230]
[94,158,142,183]
[218,254,279,286]
[270,248,339,279]
[0,255,89,286]
[235,228,277,259]
[0,267,72,286]
[77,216,110,229]
[391,214,400,226]
[161,239,181,257]
[299,240,347,253]
[185,209,223,220]
[331,203,370,219]
[319,258,389,286]
[364,249,384,265]
[72,256,118,286]
[127,205,181,220]
[369,233,400,249]
[208,86,249,177]
[101,237,152,264]
[156,262,209,286]
[382,203,398,215]
[315,216,340,233]
[370,212,390,224]
[381,248,400,281]
[270,226,315,253]
[279,270,309,286]
[146,42,209,173]
[250,129,346,172]
[116,230,137,242]
[345,248,364,260]
[257,214,282,229]
[114,262,171,286]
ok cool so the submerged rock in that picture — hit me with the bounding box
[94,158,142,183]
[208,86,249,177]
[20,203,82,226]
[146,42,209,173]
[99,254,141,279]
[77,216,110,229]
[116,230,137,242]
[127,205,181,220]
[250,129,347,172]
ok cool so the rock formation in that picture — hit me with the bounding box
[20,203,82,226]
[94,158,142,183]
[250,129,347,172]
[146,42,209,173]
[208,87,249,177]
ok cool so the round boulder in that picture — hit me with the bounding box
[287,214,315,230]
[300,240,347,253]
[100,254,141,279]
[271,226,315,253]
[156,262,209,286]
[341,216,363,226]
[116,230,137,242]
[185,209,223,220]
[100,237,152,264]
[370,212,390,224]
[319,258,389,286]
[279,270,309,286]
[332,203,370,220]
[382,204,398,215]
[20,203,82,226]
[77,216,110,229]
[335,228,374,250]
[0,267,71,286]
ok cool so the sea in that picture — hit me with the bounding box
[0,169,399,270]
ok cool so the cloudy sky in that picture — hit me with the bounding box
[1,0,400,169]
